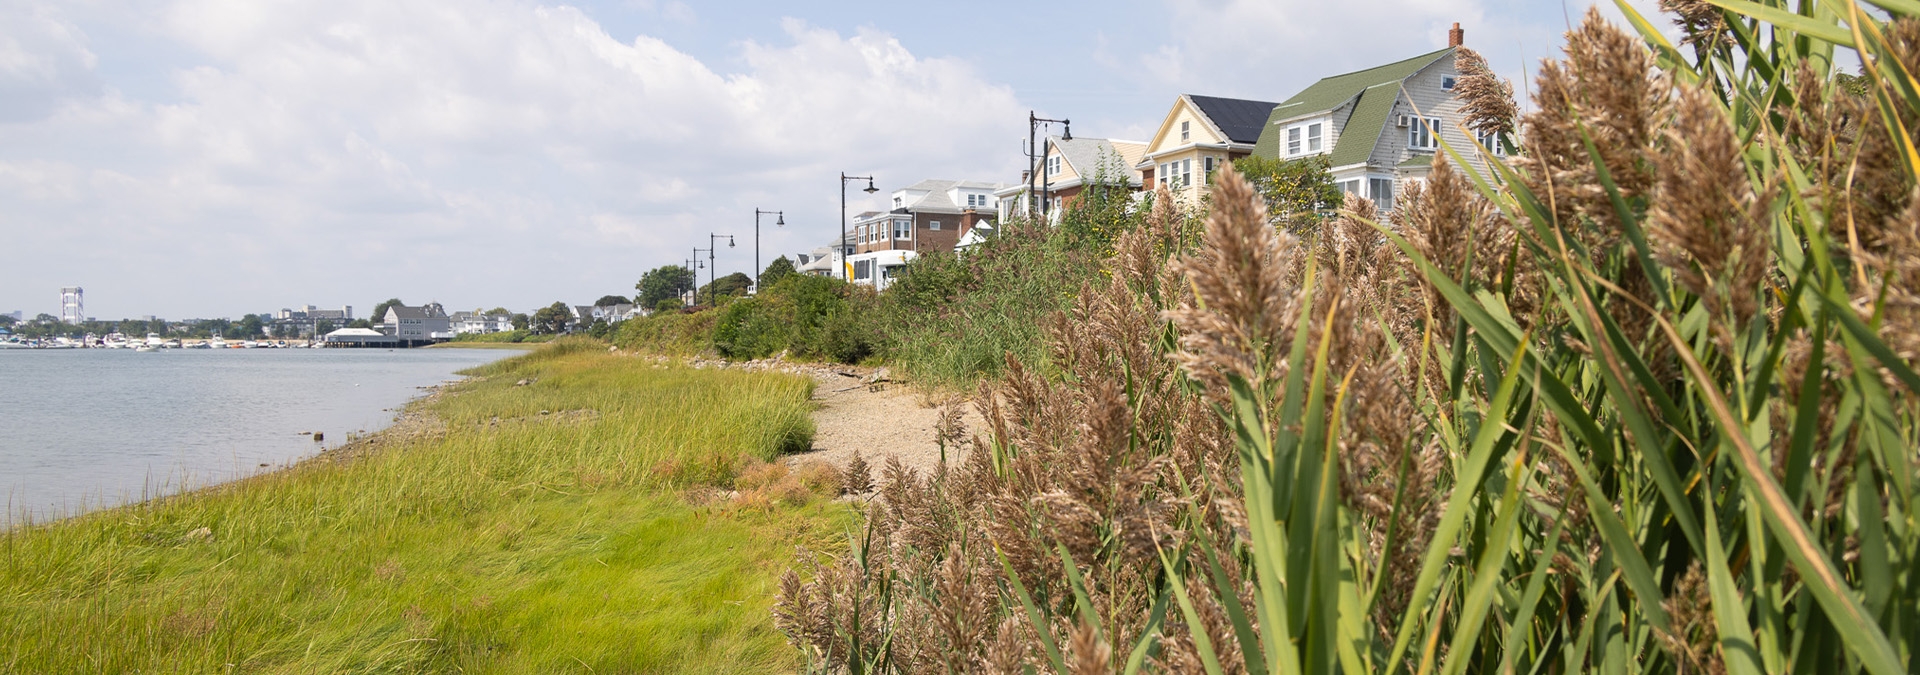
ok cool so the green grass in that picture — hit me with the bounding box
[1,343,844,673]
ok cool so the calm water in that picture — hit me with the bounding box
[0,347,514,523]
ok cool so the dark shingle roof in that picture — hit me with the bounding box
[1187,95,1280,145]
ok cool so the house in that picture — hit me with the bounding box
[848,179,1003,291]
[379,302,450,345]
[450,311,513,334]
[1135,94,1281,206]
[592,304,636,323]
[996,136,1149,222]
[1251,25,1493,213]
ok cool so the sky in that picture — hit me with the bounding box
[0,0,1673,321]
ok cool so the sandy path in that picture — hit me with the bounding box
[784,368,983,477]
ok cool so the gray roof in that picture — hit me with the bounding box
[1188,95,1281,145]
[385,304,446,320]
[1052,137,1141,186]
[895,179,1006,214]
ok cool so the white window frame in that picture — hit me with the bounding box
[1368,176,1395,212]
[1285,118,1328,157]
[894,219,912,240]
[1307,122,1323,153]
[1476,128,1506,156]
[1287,127,1302,155]
[1442,75,1457,91]
[1047,156,1061,176]
[930,220,942,230]
[1180,120,1190,142]
[1409,116,1441,150]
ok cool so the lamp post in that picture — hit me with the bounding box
[684,257,703,307]
[1026,112,1071,219]
[753,208,784,294]
[708,233,735,307]
[691,248,710,307]
[839,172,878,282]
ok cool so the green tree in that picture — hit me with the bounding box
[485,307,511,316]
[370,298,405,325]
[758,255,797,291]
[510,313,530,331]
[697,272,753,304]
[531,302,571,335]
[346,319,372,329]
[236,314,266,338]
[0,314,14,328]
[594,295,630,307]
[654,298,683,313]
[1231,154,1341,232]
[635,266,695,309]
[315,319,336,334]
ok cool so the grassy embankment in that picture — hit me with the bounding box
[2,340,845,673]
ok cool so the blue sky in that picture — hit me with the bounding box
[0,0,1667,320]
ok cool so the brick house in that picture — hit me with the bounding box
[848,179,1003,290]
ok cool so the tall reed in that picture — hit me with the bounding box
[776,2,1920,672]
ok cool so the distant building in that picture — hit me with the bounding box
[277,304,353,321]
[847,179,1002,291]
[380,302,451,345]
[322,327,399,348]
[450,311,513,334]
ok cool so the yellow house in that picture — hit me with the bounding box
[1135,94,1280,206]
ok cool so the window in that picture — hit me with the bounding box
[1180,159,1192,187]
[854,260,873,280]
[1369,177,1395,212]
[893,197,902,208]
[894,219,911,239]
[1204,156,1216,175]
[1047,156,1061,176]
[1476,128,1506,156]
[1338,179,1361,197]
[1409,116,1441,150]
[1442,75,1457,91]
[930,220,942,230]
[1161,159,1192,188]
[1180,120,1190,142]
[1287,121,1326,156]
[965,193,989,207]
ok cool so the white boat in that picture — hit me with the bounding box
[145,333,165,348]
[209,334,227,349]
[134,344,156,352]
[103,333,130,349]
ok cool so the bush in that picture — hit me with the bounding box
[711,275,878,362]
[614,310,718,355]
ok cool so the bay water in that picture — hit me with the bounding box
[0,347,515,524]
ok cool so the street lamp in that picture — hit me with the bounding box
[1027,112,1071,219]
[753,208,784,294]
[839,172,878,282]
[708,233,735,307]
[691,248,710,307]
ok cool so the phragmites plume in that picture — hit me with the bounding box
[1165,165,1303,401]
[1453,47,1517,138]
[1660,0,1731,51]
[1515,8,1670,243]
[1648,83,1774,348]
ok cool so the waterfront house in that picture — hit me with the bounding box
[1251,24,1494,213]
[848,179,1002,291]
[996,136,1148,223]
[1135,94,1281,206]
[380,302,451,345]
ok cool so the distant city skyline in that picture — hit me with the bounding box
[3,0,1675,319]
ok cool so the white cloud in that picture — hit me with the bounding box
[0,0,1027,318]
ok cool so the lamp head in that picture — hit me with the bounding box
[775,213,785,226]
[863,179,878,194]
[728,238,736,248]
[1061,123,1072,141]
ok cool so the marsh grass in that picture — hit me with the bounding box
[2,343,841,673]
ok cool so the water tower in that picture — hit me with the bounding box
[60,287,83,324]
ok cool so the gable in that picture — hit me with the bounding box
[1145,97,1221,155]
[1254,47,1454,159]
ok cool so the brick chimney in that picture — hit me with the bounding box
[1448,22,1465,48]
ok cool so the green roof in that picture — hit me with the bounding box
[1397,153,1434,168]
[1252,48,1453,162]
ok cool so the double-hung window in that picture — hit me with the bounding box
[1409,117,1442,150]
[1369,177,1395,212]
[894,219,911,239]
[1475,128,1505,156]
[1047,156,1061,176]
[1287,121,1326,156]
[1180,120,1190,142]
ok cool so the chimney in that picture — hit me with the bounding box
[1448,22,1464,48]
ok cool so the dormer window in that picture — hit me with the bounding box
[1286,121,1325,156]
[893,197,902,208]
[1180,120,1190,142]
